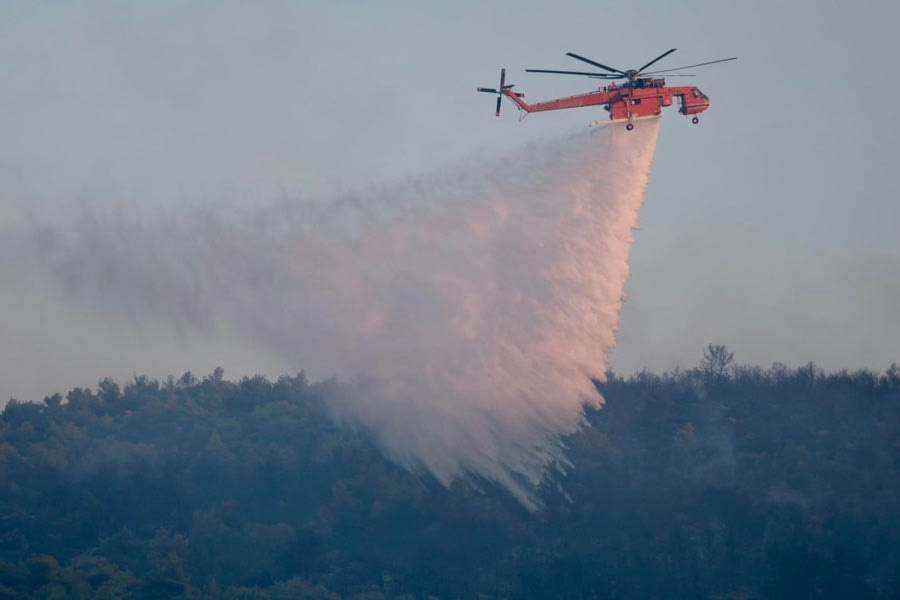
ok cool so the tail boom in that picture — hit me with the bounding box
[502,88,608,113]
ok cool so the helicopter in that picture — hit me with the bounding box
[477,49,736,129]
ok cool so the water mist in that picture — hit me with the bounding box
[7,120,660,505]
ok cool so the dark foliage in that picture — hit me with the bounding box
[1,350,899,599]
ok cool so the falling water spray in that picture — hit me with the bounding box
[8,119,659,505]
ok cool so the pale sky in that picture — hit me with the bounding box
[2,1,899,401]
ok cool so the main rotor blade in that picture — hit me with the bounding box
[565,52,626,75]
[641,56,738,75]
[477,87,499,93]
[636,48,677,74]
[526,68,622,78]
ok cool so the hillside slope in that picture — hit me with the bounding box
[1,357,899,599]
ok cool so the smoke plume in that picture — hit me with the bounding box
[7,120,659,505]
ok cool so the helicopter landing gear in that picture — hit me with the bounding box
[625,122,634,131]
[691,116,699,124]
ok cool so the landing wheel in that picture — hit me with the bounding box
[625,122,634,131]
[691,116,699,124]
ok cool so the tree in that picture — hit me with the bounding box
[43,394,62,410]
[885,363,900,389]
[701,344,734,381]
[98,378,121,403]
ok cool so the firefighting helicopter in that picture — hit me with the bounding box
[477,49,736,129]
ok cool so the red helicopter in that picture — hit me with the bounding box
[477,49,736,129]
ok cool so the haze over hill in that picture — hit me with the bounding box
[2,1,899,404]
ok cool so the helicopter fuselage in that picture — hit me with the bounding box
[502,78,710,123]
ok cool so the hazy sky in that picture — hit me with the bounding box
[2,0,899,401]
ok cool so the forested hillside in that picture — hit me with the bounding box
[2,349,898,599]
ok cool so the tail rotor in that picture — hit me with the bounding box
[477,68,522,116]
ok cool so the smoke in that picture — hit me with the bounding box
[5,120,659,505]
